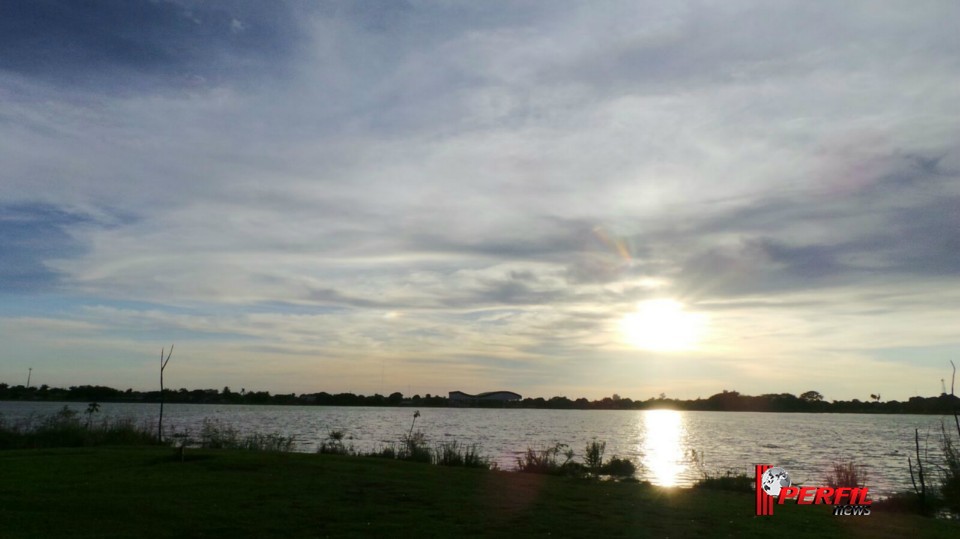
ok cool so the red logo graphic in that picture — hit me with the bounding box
[755,464,778,515]
[755,464,872,516]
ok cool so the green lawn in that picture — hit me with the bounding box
[1,447,956,538]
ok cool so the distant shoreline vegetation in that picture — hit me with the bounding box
[1,384,959,414]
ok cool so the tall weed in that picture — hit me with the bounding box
[0,406,156,449]
[824,458,869,489]
[199,418,296,452]
[937,421,960,513]
[515,443,581,475]
[434,441,490,469]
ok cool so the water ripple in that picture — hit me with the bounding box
[1,402,949,497]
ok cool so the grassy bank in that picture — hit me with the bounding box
[1,447,957,538]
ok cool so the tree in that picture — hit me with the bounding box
[799,390,823,402]
[85,402,100,427]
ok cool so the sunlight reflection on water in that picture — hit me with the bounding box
[641,410,686,487]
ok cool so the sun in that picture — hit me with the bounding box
[619,299,707,352]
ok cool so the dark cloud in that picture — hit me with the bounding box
[330,0,417,32]
[870,196,960,276]
[305,287,392,309]
[0,203,91,292]
[647,144,960,298]
[404,217,597,261]
[0,0,301,91]
[439,269,648,310]
[528,311,608,337]
[456,278,559,307]
[674,191,960,296]
[677,238,852,298]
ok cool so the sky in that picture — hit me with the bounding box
[1,0,958,401]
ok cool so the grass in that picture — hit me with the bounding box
[434,440,490,468]
[688,448,754,492]
[197,418,296,452]
[692,470,755,492]
[0,406,158,449]
[332,429,492,468]
[937,420,960,514]
[1,446,958,538]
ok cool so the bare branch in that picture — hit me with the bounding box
[951,360,956,396]
[158,344,174,443]
[162,344,174,371]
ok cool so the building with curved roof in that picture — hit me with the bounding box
[448,390,522,403]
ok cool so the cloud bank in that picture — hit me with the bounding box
[1,1,958,399]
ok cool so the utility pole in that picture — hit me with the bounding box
[26,368,32,388]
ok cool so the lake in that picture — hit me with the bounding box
[2,400,952,498]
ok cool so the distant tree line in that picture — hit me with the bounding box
[0,383,449,407]
[0,383,958,414]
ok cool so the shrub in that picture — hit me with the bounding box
[318,430,353,455]
[398,431,431,463]
[434,441,490,469]
[515,445,561,474]
[584,440,605,472]
[516,443,581,476]
[688,449,751,491]
[693,470,753,492]
[200,419,241,449]
[872,491,926,514]
[365,445,397,459]
[937,421,960,513]
[825,458,869,489]
[600,457,637,478]
[92,417,158,446]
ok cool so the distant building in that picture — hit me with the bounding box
[448,390,522,405]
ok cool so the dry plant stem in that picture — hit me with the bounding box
[158,345,174,442]
[951,360,959,438]
[914,428,926,510]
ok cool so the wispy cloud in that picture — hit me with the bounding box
[1,1,958,399]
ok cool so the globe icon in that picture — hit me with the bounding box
[760,467,791,496]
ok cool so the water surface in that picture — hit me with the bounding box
[2,401,949,497]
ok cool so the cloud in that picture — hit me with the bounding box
[667,147,960,298]
[0,203,100,292]
[0,1,958,398]
[0,0,301,91]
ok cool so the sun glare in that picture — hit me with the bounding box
[641,409,686,487]
[620,299,707,352]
